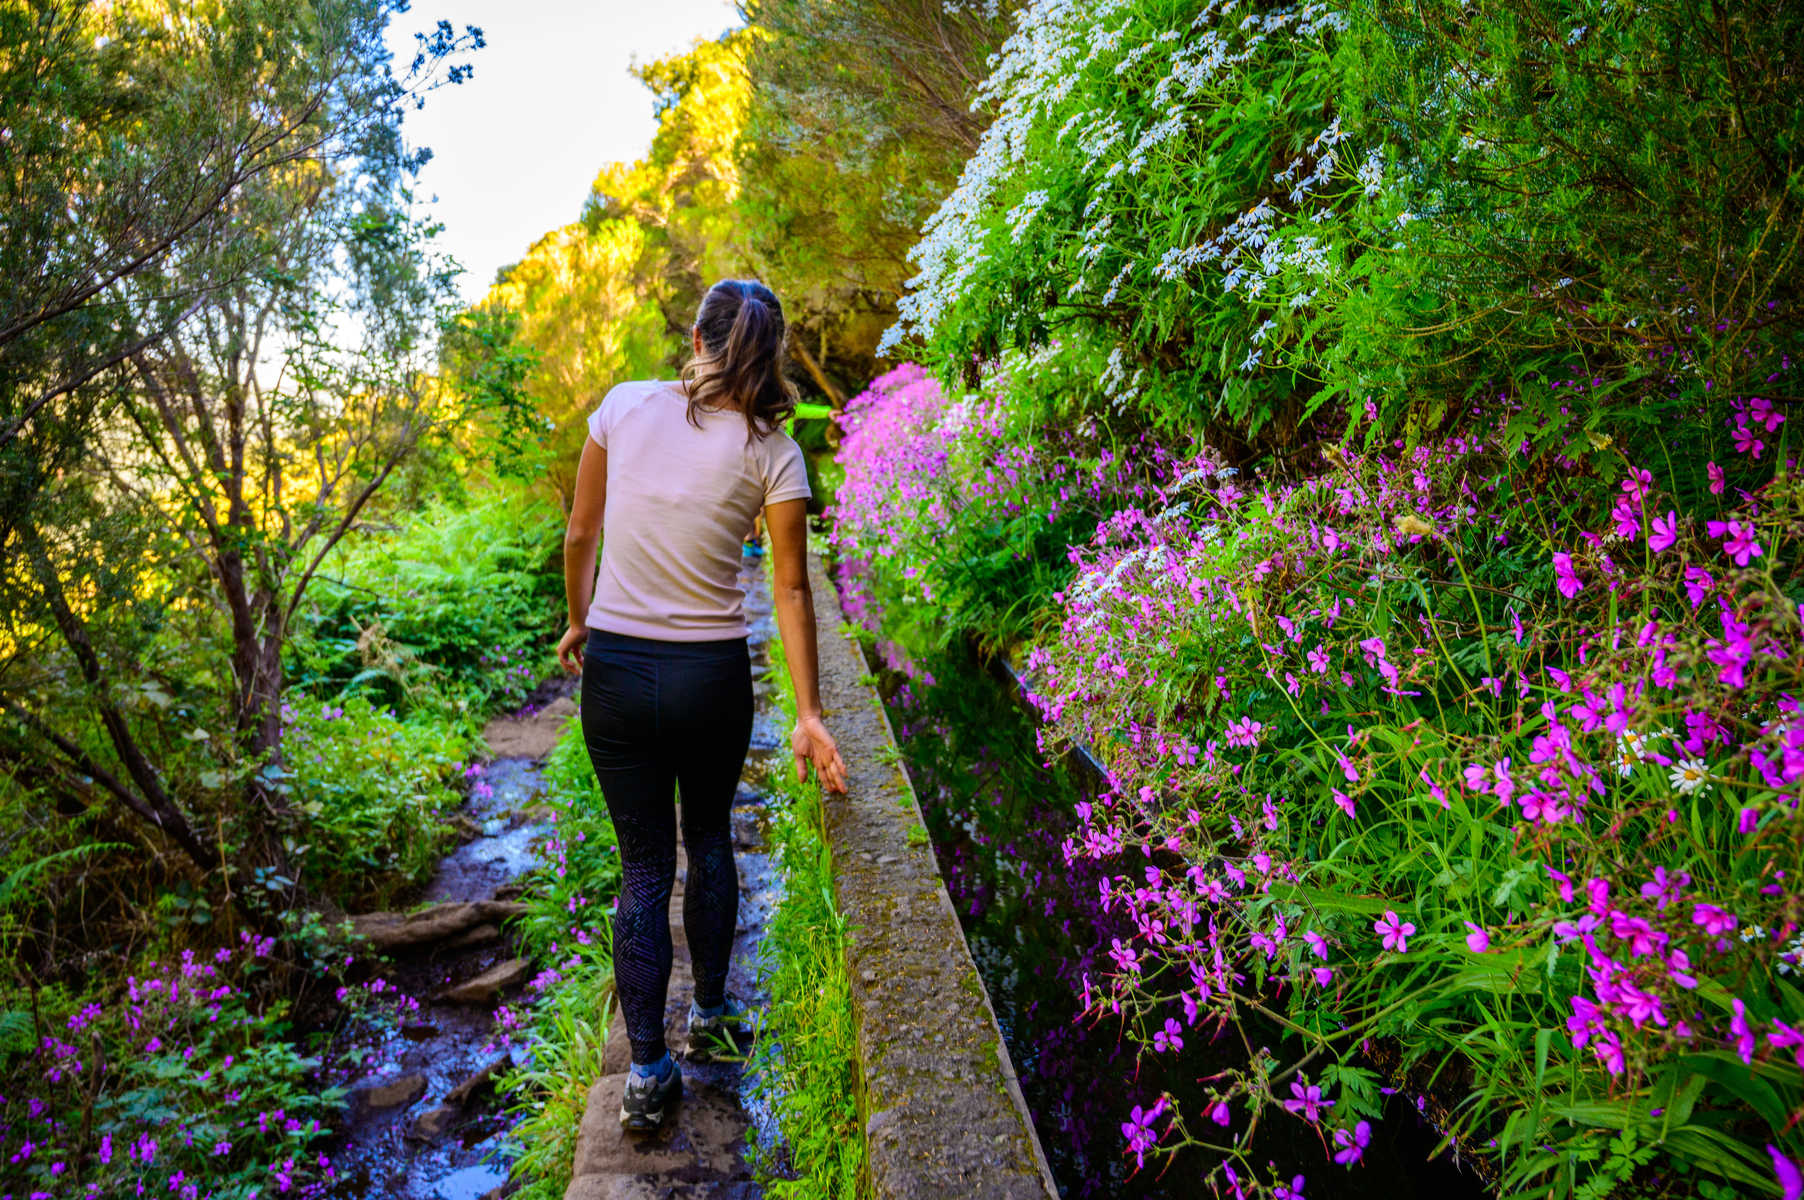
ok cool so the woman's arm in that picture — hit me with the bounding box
[765,497,849,794]
[558,435,608,675]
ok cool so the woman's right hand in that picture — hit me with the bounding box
[792,713,849,794]
[557,624,587,675]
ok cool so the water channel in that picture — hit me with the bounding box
[870,641,1485,1199]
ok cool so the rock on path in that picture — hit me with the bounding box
[564,840,763,1199]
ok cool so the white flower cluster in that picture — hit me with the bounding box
[1005,188,1052,244]
[881,0,1132,355]
[941,0,1005,17]
[1098,344,1145,407]
[881,0,1387,377]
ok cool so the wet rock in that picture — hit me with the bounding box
[446,1056,508,1105]
[351,900,526,952]
[445,921,502,949]
[355,1072,427,1110]
[566,1073,750,1185]
[438,956,533,1005]
[406,1102,459,1142]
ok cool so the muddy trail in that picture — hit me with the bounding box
[321,559,784,1200]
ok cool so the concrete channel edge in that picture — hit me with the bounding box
[807,551,1059,1200]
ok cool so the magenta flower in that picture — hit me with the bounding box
[1374,910,1415,953]
[1707,461,1726,493]
[1463,921,1491,953]
[1283,1079,1332,1122]
[1120,1096,1168,1169]
[1225,716,1263,748]
[1333,1121,1372,1166]
[1694,903,1738,936]
[1211,1099,1232,1125]
[1732,424,1764,459]
[1648,511,1677,553]
[1768,1146,1803,1200]
[1610,495,1640,539]
[1552,552,1583,599]
[1683,565,1715,608]
[1732,999,1757,1065]
[1706,518,1764,566]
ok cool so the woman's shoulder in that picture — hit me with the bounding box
[590,379,683,444]
[602,378,683,404]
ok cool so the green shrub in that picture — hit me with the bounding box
[288,488,563,718]
[281,695,481,908]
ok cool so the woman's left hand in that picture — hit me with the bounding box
[557,624,587,675]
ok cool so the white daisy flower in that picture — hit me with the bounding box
[1668,758,1711,794]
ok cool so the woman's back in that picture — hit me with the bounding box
[585,379,810,642]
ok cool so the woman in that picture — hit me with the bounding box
[556,279,849,1134]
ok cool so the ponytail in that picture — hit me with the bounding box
[680,279,798,439]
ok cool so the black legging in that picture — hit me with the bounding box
[581,628,752,1066]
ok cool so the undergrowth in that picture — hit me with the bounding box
[496,713,622,1200]
[749,623,866,1198]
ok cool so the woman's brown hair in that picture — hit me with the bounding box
[680,279,798,439]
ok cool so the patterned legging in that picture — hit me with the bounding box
[580,628,751,1066]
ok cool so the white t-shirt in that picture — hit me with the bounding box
[584,379,811,641]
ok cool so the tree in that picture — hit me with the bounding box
[733,0,1014,396]
[0,0,483,919]
[486,32,756,498]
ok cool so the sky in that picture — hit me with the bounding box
[384,2,743,305]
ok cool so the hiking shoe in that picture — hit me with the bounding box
[684,995,751,1063]
[618,1058,682,1134]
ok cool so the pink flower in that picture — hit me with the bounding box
[1692,903,1737,936]
[1768,1146,1803,1200]
[1610,495,1640,539]
[1463,922,1490,953]
[1707,461,1726,494]
[1705,519,1763,566]
[1647,511,1677,553]
[1374,910,1415,953]
[1283,1079,1332,1122]
[1333,1121,1371,1166]
[1732,423,1765,459]
[1552,552,1583,599]
[1683,566,1715,608]
[1732,998,1756,1064]
[1750,396,1785,433]
[1210,1100,1232,1126]
[1332,790,1356,819]
[1225,716,1264,748]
